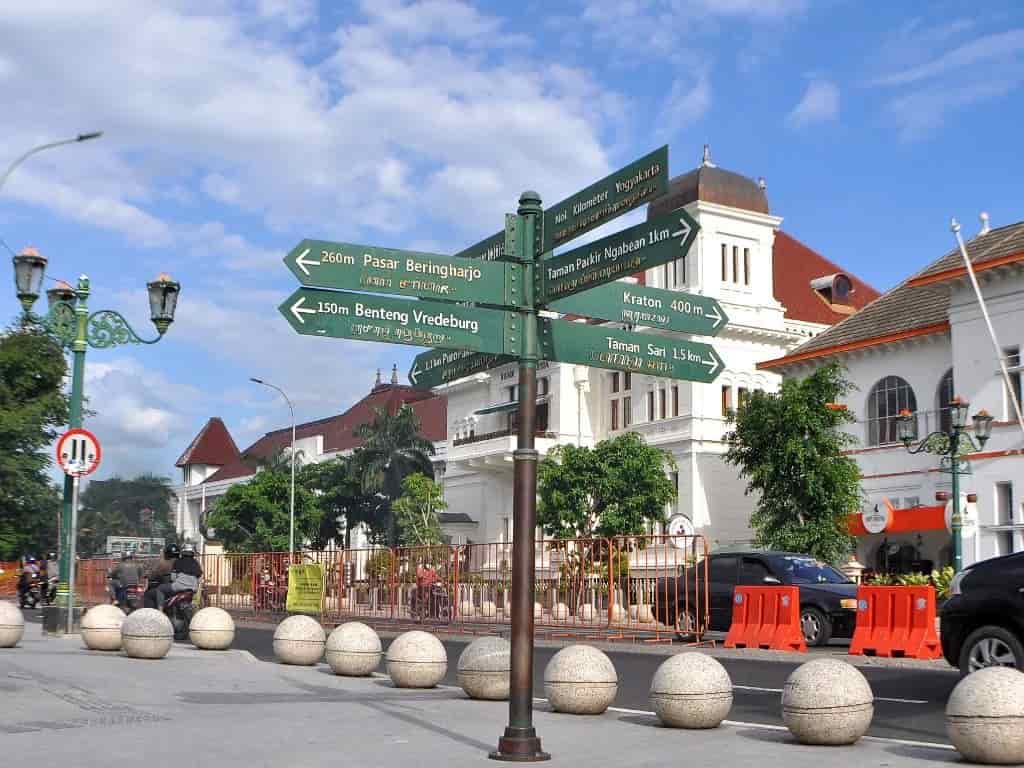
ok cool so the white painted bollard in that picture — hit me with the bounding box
[386,630,447,688]
[189,607,235,650]
[578,604,596,623]
[81,604,125,651]
[480,601,497,618]
[459,600,475,618]
[533,602,543,619]
[326,621,382,676]
[0,600,25,648]
[609,604,626,623]
[552,602,569,621]
[946,666,1024,765]
[781,658,873,745]
[121,608,174,659]
[650,653,733,728]
[457,636,510,700]
[273,615,326,666]
[544,644,617,715]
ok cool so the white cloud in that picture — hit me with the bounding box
[201,174,243,205]
[256,0,316,29]
[658,72,712,135]
[868,21,1024,139]
[787,79,840,127]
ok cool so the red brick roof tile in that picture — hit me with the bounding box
[175,417,240,468]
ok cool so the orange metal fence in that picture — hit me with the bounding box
[192,535,710,642]
[0,561,19,596]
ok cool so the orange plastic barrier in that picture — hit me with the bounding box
[724,586,806,652]
[848,585,941,659]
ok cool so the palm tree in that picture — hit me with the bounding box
[352,405,436,546]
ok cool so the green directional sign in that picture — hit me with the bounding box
[280,288,521,355]
[548,282,727,336]
[543,146,668,252]
[539,209,698,304]
[408,348,512,390]
[539,318,724,383]
[285,239,521,306]
[454,230,509,262]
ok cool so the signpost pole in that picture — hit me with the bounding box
[492,191,549,762]
[66,474,80,635]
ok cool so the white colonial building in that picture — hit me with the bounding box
[762,217,1024,571]
[438,148,878,550]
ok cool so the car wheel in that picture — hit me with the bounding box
[800,606,832,647]
[674,608,699,640]
[958,625,1024,675]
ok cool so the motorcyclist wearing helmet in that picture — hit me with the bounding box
[143,544,179,609]
[17,556,40,602]
[111,550,144,606]
[155,544,203,608]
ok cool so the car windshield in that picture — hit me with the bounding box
[773,556,852,584]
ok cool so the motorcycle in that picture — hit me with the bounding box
[18,574,55,609]
[409,583,451,623]
[145,576,195,641]
[115,583,145,614]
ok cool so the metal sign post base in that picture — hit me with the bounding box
[490,728,550,763]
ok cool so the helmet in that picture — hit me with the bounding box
[164,543,180,559]
[26,556,37,564]
[48,552,56,560]
[181,544,196,558]
[123,550,134,560]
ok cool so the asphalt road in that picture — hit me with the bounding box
[231,624,959,744]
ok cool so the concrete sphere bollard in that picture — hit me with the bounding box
[386,630,448,688]
[610,604,627,623]
[544,644,618,715]
[650,653,733,728]
[480,601,497,618]
[189,607,235,650]
[579,604,596,623]
[781,658,874,745]
[637,605,654,624]
[0,600,25,648]
[273,615,326,666]
[457,636,510,700]
[552,603,569,621]
[121,608,174,659]
[81,604,126,651]
[459,600,475,618]
[326,622,382,676]
[946,666,1024,765]
[534,602,543,619]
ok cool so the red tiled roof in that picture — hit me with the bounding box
[772,231,880,325]
[760,220,1024,370]
[175,417,240,468]
[204,384,447,484]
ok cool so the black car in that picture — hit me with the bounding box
[940,551,1024,675]
[655,551,859,646]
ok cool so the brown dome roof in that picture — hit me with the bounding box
[648,147,769,217]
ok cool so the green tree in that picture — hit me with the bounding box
[0,320,70,559]
[206,466,323,553]
[351,405,435,546]
[393,473,445,547]
[724,362,861,563]
[304,456,385,547]
[76,474,175,555]
[537,432,677,539]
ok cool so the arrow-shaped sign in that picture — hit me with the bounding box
[547,281,728,337]
[539,208,699,304]
[539,317,725,384]
[408,348,512,390]
[284,239,521,307]
[289,295,318,324]
[279,287,521,356]
[293,247,319,276]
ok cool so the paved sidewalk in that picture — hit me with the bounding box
[1,629,958,767]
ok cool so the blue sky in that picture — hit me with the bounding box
[1,0,1022,481]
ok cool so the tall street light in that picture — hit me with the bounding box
[1,132,104,194]
[896,396,994,572]
[250,378,296,558]
[13,248,180,633]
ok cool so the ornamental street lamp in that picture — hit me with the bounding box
[250,378,296,558]
[896,396,994,572]
[11,246,180,632]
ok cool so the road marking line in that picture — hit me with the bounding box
[733,684,927,704]
[535,700,952,750]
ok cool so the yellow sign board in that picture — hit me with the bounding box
[286,563,324,614]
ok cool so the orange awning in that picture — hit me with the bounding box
[849,504,946,536]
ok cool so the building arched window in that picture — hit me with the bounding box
[866,376,917,446]
[936,369,954,434]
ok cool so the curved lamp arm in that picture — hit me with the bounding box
[86,309,163,348]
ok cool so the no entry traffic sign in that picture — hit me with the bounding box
[56,428,102,477]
